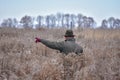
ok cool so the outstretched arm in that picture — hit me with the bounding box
[35,37,63,51]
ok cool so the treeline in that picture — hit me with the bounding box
[0,13,120,29]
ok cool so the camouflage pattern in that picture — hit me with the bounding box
[40,37,83,55]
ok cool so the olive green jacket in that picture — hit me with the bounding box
[40,38,83,55]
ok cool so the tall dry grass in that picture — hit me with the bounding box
[0,27,120,80]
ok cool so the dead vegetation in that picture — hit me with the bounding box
[0,27,120,80]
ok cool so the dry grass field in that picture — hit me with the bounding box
[0,27,120,80]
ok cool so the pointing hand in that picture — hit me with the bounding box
[35,37,41,43]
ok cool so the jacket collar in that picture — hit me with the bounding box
[65,37,75,42]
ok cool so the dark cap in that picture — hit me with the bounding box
[64,29,75,37]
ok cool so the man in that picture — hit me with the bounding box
[35,29,83,55]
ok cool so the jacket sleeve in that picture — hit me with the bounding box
[40,39,64,51]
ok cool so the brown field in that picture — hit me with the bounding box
[0,27,120,80]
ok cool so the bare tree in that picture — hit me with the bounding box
[64,14,70,28]
[50,15,56,28]
[61,14,65,27]
[77,14,83,27]
[20,15,33,28]
[108,17,115,29]
[1,18,18,28]
[70,14,76,29]
[12,18,18,28]
[36,15,43,28]
[1,19,8,27]
[101,19,108,28]
[82,16,88,28]
[87,17,95,28]
[114,19,120,29]
[56,13,62,27]
[45,15,51,28]
[100,17,120,29]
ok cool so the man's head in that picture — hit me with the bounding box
[64,29,75,37]
[64,29,75,41]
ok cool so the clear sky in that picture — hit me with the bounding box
[0,0,120,26]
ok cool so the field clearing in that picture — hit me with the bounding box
[0,27,120,80]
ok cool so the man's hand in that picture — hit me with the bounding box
[35,37,41,43]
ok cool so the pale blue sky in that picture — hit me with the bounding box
[0,0,120,26]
